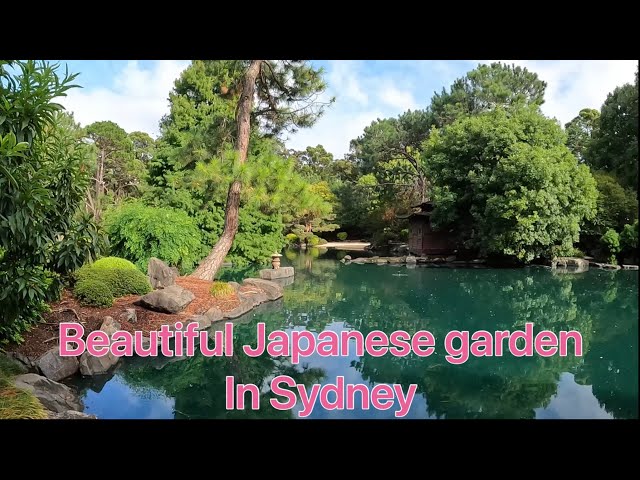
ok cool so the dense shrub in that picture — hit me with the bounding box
[210,281,235,298]
[308,235,321,247]
[1,61,105,344]
[337,232,348,241]
[92,257,137,271]
[104,202,206,274]
[621,220,638,250]
[74,279,114,307]
[77,267,151,297]
[74,258,151,307]
[285,233,299,245]
[600,229,621,264]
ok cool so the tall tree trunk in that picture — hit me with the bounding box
[92,149,105,223]
[190,60,263,280]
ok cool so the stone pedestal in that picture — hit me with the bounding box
[260,266,294,280]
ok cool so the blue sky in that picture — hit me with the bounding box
[57,60,637,158]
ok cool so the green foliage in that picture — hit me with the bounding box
[600,229,621,264]
[423,107,598,262]
[74,261,151,307]
[583,171,638,238]
[307,235,321,247]
[104,202,206,274]
[550,245,585,258]
[0,357,47,419]
[337,232,348,241]
[620,220,638,250]
[430,62,547,127]
[285,233,299,245]
[586,74,638,190]
[92,256,138,271]
[74,278,114,307]
[209,281,235,298]
[565,108,599,162]
[0,61,105,343]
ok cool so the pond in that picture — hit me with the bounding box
[69,248,638,419]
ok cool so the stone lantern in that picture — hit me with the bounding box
[271,252,282,269]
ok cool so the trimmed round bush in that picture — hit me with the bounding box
[337,232,348,241]
[74,279,114,307]
[210,281,235,298]
[285,233,298,245]
[92,256,138,271]
[77,268,151,297]
[308,235,321,247]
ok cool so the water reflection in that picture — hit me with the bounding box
[72,249,638,419]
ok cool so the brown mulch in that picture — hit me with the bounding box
[5,276,240,359]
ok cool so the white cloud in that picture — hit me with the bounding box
[327,60,368,105]
[61,60,189,136]
[488,60,637,124]
[377,81,418,111]
[286,109,385,157]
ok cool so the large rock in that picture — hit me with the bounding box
[48,410,97,419]
[100,316,121,337]
[351,257,366,264]
[118,308,137,324]
[552,257,589,273]
[623,264,639,270]
[13,373,83,413]
[241,289,268,308]
[137,285,195,313]
[37,347,79,382]
[242,278,284,300]
[269,275,295,287]
[79,351,119,376]
[203,306,224,323]
[2,353,28,374]
[148,257,177,289]
[260,267,294,280]
[406,255,417,264]
[79,317,122,376]
[223,294,256,319]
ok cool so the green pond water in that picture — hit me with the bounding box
[70,248,638,419]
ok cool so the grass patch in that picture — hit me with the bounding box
[210,281,235,298]
[0,356,48,419]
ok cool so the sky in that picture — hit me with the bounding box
[57,60,638,159]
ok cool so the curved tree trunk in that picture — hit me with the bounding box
[190,60,263,280]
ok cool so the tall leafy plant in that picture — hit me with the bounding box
[0,61,104,343]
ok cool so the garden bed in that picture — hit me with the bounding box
[5,276,244,359]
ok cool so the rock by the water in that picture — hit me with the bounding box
[148,257,177,289]
[9,351,37,370]
[269,275,295,287]
[388,257,405,264]
[351,257,366,264]
[79,317,122,375]
[552,257,589,273]
[100,316,121,337]
[446,255,457,262]
[241,289,269,307]
[406,256,417,264]
[48,410,97,419]
[119,308,137,324]
[137,285,195,313]
[223,294,255,319]
[37,347,79,382]
[13,373,83,413]
[344,255,352,261]
[259,267,294,280]
[3,354,29,374]
[203,306,224,323]
[79,350,119,376]
[623,264,639,270]
[242,278,284,300]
